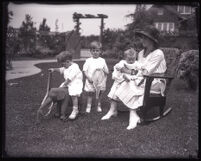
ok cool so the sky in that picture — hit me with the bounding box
[8,2,151,36]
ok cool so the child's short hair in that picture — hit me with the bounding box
[56,50,73,62]
[124,48,137,58]
[90,41,102,49]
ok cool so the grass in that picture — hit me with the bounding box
[4,59,198,158]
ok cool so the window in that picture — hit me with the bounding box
[169,23,175,32]
[177,5,192,14]
[154,22,175,32]
[158,23,162,31]
[154,22,159,29]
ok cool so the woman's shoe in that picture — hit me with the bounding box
[126,122,137,130]
[101,111,117,120]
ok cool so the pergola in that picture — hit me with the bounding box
[73,12,108,44]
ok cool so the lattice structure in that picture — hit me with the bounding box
[73,12,108,45]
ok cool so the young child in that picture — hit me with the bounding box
[101,48,143,130]
[37,50,83,121]
[83,41,109,113]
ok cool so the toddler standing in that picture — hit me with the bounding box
[83,41,109,113]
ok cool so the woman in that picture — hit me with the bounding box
[101,25,167,130]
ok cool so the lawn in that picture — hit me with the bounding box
[4,59,199,158]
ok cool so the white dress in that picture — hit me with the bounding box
[108,60,143,100]
[59,63,83,96]
[83,57,109,92]
[115,49,167,109]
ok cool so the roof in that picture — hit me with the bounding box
[148,5,185,20]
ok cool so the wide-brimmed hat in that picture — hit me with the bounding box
[135,25,160,44]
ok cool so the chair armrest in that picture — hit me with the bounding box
[143,73,174,80]
[143,73,174,100]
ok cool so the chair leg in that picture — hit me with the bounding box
[159,106,165,117]
[162,107,172,117]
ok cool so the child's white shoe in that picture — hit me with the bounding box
[69,107,79,120]
[86,106,91,113]
[97,105,102,112]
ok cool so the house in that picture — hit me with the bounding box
[147,5,197,35]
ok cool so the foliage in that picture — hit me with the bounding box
[39,18,50,32]
[160,48,181,76]
[177,50,199,90]
[38,18,51,47]
[125,5,154,31]
[55,19,59,33]
[81,35,99,48]
[34,46,55,58]
[101,5,155,59]
[102,29,131,59]
[18,14,37,55]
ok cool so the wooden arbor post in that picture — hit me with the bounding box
[73,12,108,45]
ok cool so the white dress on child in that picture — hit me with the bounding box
[108,60,143,100]
[115,49,167,109]
[83,57,109,92]
[59,63,83,96]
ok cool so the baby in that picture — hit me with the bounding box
[102,48,143,129]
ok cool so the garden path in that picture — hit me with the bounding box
[6,58,86,81]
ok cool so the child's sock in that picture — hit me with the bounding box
[86,104,91,113]
[97,102,102,112]
[69,106,79,120]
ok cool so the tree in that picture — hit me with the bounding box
[126,4,153,31]
[55,19,59,33]
[6,11,16,69]
[38,18,51,47]
[125,4,154,51]
[39,18,50,32]
[18,14,37,55]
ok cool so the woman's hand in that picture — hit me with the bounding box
[87,77,93,84]
[123,74,130,82]
[121,67,131,74]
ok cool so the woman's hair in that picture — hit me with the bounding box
[56,50,73,62]
[90,41,102,49]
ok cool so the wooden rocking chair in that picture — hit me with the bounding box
[136,48,180,124]
[136,73,174,124]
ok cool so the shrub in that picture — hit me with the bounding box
[177,50,199,91]
[161,48,181,76]
[34,46,55,58]
[102,49,119,59]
